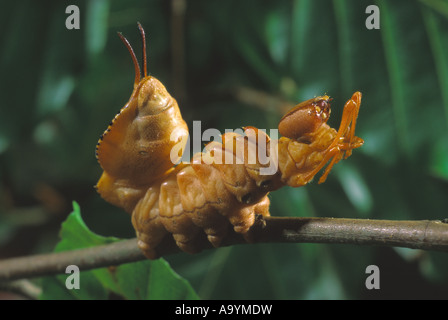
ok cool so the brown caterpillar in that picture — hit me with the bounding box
[95,23,364,259]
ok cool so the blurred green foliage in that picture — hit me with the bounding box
[1,0,448,299]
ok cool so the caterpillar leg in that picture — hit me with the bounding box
[241,195,270,243]
[303,92,364,184]
[158,178,202,254]
[136,233,161,260]
[325,91,363,160]
[177,165,231,248]
[132,173,202,258]
[132,185,167,259]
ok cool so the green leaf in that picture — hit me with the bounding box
[85,0,110,58]
[40,202,199,300]
[429,134,448,180]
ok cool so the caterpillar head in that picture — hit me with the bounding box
[96,23,188,187]
[278,95,331,141]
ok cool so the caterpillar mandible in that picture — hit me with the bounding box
[95,23,364,259]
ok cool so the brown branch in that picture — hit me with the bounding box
[0,217,448,282]
[0,279,42,300]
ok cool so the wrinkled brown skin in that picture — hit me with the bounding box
[96,27,364,259]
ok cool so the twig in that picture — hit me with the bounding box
[0,279,42,300]
[0,216,447,282]
[0,239,144,282]
[233,86,294,114]
[171,0,187,101]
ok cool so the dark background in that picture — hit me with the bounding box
[1,0,448,299]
